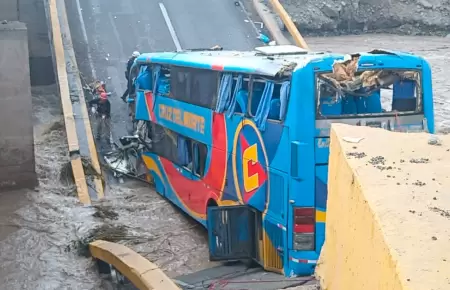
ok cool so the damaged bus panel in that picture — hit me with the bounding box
[315,53,432,133]
[104,45,434,278]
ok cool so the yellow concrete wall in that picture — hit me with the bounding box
[315,123,450,290]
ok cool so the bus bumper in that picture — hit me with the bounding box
[286,250,319,277]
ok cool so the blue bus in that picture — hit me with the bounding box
[128,45,434,277]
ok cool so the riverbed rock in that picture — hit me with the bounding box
[280,0,450,36]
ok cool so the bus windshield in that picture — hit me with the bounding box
[315,66,422,119]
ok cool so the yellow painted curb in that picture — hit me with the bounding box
[89,240,180,290]
[48,0,91,204]
[55,0,104,199]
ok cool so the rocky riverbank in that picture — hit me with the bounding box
[279,0,450,36]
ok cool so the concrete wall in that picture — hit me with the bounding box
[315,124,450,290]
[18,0,55,86]
[0,22,37,191]
[0,0,55,86]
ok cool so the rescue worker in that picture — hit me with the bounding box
[88,92,111,140]
[121,51,140,102]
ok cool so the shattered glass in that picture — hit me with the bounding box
[316,55,422,118]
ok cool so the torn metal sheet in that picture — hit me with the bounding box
[103,134,149,181]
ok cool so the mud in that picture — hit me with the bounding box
[0,34,449,289]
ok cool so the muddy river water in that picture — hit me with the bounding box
[0,35,448,289]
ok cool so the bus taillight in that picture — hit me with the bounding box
[293,207,315,251]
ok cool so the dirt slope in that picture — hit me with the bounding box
[280,0,450,36]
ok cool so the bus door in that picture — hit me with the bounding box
[207,206,262,264]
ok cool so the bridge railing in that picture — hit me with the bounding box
[46,0,104,204]
[89,240,180,290]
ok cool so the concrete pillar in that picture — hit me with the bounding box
[0,21,37,192]
[18,0,55,86]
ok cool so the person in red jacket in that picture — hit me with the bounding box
[88,92,111,141]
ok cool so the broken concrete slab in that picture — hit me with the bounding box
[316,123,450,290]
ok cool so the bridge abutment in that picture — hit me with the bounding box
[0,0,55,191]
[0,21,37,191]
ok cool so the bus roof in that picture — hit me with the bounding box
[135,45,421,77]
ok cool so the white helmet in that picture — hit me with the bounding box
[132,51,140,57]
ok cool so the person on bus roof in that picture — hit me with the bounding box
[121,51,140,102]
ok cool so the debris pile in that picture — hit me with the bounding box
[67,224,129,257]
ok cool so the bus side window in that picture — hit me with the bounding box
[136,65,152,91]
[230,76,250,114]
[170,66,219,109]
[318,83,342,116]
[249,80,265,116]
[148,122,188,167]
[268,83,282,121]
[156,66,171,96]
[249,78,287,122]
[192,69,219,109]
[192,141,207,177]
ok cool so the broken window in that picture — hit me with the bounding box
[192,141,207,177]
[249,77,290,128]
[147,121,184,166]
[135,65,152,91]
[155,66,171,96]
[146,121,208,177]
[180,139,208,177]
[316,59,422,119]
[226,74,250,116]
